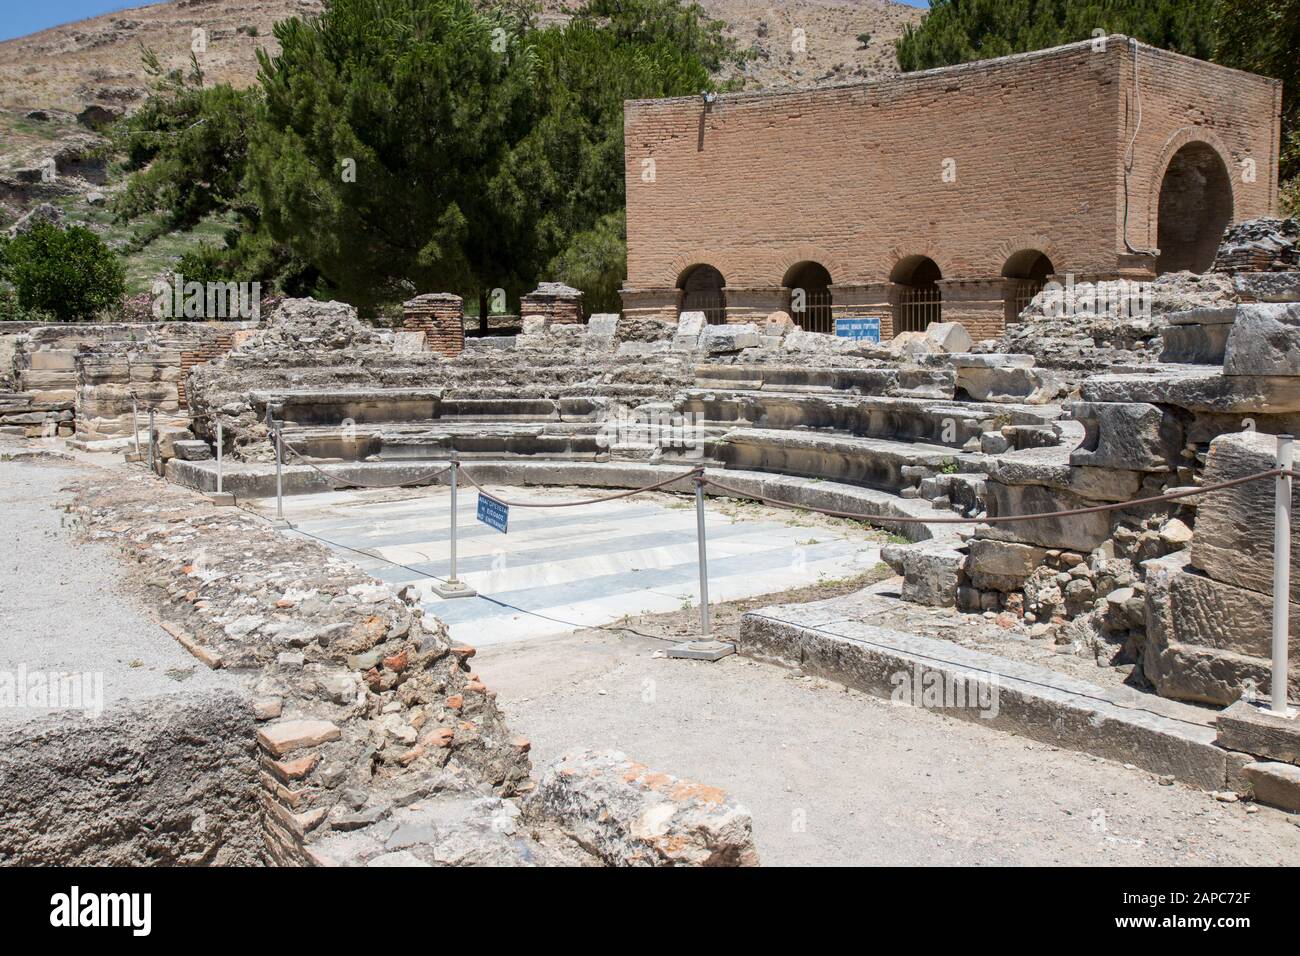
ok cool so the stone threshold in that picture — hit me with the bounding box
[738,582,1238,791]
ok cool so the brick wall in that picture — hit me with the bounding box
[622,36,1280,337]
[402,293,465,356]
[520,282,585,325]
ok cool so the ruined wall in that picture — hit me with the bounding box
[0,690,261,866]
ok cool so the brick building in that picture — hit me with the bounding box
[620,36,1282,340]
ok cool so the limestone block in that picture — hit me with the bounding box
[949,353,1036,368]
[525,749,758,866]
[923,321,973,353]
[1191,430,1300,602]
[957,365,1058,404]
[20,369,77,389]
[966,538,1050,580]
[171,439,214,462]
[1224,303,1300,376]
[1165,306,1238,325]
[671,310,706,352]
[1067,401,1181,472]
[27,349,77,371]
[981,480,1112,552]
[1241,762,1300,812]
[32,389,76,405]
[763,310,796,336]
[882,539,964,607]
[585,313,619,344]
[700,322,760,353]
[1160,323,1230,364]
[1217,699,1300,765]
[521,314,548,335]
[392,331,426,353]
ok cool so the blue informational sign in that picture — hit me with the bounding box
[835,316,881,344]
[476,493,509,533]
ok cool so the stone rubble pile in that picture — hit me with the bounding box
[70,470,757,867]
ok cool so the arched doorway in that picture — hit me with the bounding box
[1002,250,1054,324]
[678,264,727,325]
[782,261,833,334]
[1156,142,1233,274]
[891,256,942,335]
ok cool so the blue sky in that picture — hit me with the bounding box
[1,0,931,44]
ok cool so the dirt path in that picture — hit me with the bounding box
[477,589,1300,867]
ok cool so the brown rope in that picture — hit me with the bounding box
[700,468,1291,526]
[456,464,704,508]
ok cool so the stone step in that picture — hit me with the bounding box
[1241,762,1300,812]
[738,583,1231,790]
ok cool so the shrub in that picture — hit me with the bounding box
[3,221,126,322]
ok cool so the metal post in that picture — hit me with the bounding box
[274,416,284,523]
[216,419,224,495]
[696,477,711,638]
[131,397,141,458]
[434,455,475,598]
[1273,434,1294,714]
[667,473,733,660]
[147,408,156,475]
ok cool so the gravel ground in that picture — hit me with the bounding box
[477,600,1300,867]
[0,457,236,722]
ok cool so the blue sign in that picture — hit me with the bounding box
[835,316,881,344]
[476,493,509,533]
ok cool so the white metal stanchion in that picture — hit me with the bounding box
[216,419,224,495]
[1272,434,1294,715]
[668,473,734,660]
[131,397,141,459]
[147,408,157,476]
[209,418,234,506]
[274,416,285,523]
[434,456,475,598]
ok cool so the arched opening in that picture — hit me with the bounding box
[677,264,727,325]
[891,255,942,335]
[1156,142,1233,275]
[1002,250,1054,324]
[782,261,833,334]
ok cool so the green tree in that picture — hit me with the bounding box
[3,222,125,322]
[246,0,533,308]
[896,0,1217,72]
[1215,0,1300,211]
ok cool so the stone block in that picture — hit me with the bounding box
[1191,430,1300,602]
[1217,698,1300,765]
[882,539,964,607]
[1241,762,1300,811]
[256,719,341,757]
[1067,401,1181,472]
[171,439,214,462]
[1224,303,1300,376]
[27,349,77,371]
[585,313,620,343]
[1165,306,1238,325]
[981,480,1113,552]
[700,322,760,353]
[525,749,758,866]
[1234,272,1300,304]
[924,321,973,353]
[1160,323,1229,364]
[957,365,1058,404]
[949,353,1036,368]
[392,331,426,353]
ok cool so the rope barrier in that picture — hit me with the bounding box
[700,468,1291,526]
[456,464,704,508]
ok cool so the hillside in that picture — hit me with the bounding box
[0,0,923,294]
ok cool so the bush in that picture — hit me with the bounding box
[3,221,126,322]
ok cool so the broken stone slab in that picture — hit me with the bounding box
[924,321,973,353]
[1166,306,1238,326]
[1160,322,1230,365]
[1191,430,1300,603]
[956,364,1060,404]
[700,322,760,354]
[171,439,213,462]
[1152,561,1300,661]
[1235,272,1300,304]
[525,749,758,866]
[1067,401,1181,472]
[585,313,619,344]
[965,538,1050,591]
[392,331,426,353]
[882,538,965,607]
[1240,761,1300,812]
[1224,303,1300,376]
[1216,698,1300,765]
[980,480,1113,552]
[948,353,1035,368]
